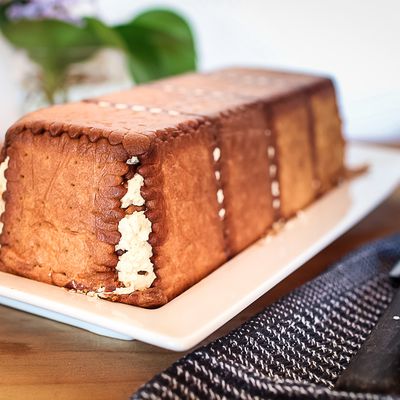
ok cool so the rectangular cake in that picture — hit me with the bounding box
[0,67,345,307]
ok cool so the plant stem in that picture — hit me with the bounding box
[41,67,66,105]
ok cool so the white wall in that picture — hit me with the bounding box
[1,0,400,142]
[0,39,21,137]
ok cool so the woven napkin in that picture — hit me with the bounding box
[133,234,400,400]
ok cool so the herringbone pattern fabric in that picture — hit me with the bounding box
[133,234,400,400]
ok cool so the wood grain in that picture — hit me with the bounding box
[0,144,399,400]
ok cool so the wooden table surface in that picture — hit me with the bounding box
[0,144,399,400]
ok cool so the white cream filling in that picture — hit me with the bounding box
[212,146,225,220]
[126,156,139,165]
[120,174,145,208]
[0,157,9,235]
[111,168,155,294]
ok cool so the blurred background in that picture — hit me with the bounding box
[0,0,399,143]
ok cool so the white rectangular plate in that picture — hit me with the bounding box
[0,143,399,351]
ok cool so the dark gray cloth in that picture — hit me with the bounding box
[133,234,400,400]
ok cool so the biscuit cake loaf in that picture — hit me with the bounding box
[0,67,345,307]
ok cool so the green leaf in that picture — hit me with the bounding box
[0,19,101,70]
[84,17,126,50]
[114,9,197,83]
[0,17,103,102]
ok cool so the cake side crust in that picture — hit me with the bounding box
[272,94,315,219]
[217,103,274,255]
[309,83,345,193]
[0,130,128,289]
[145,123,227,302]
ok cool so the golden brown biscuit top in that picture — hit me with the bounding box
[5,67,330,157]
